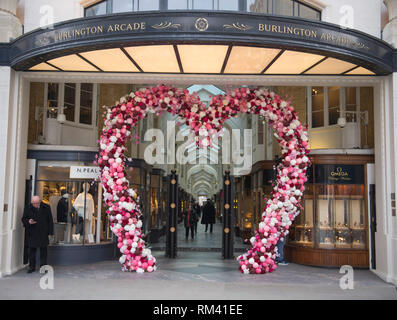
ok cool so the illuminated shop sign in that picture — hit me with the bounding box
[70,166,100,179]
[7,12,394,74]
[315,164,364,185]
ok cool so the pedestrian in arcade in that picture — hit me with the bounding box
[184,202,197,240]
[201,199,216,233]
[21,195,54,273]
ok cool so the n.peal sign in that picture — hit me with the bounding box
[70,166,100,179]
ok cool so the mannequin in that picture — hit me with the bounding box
[73,182,95,240]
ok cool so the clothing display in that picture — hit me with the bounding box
[73,183,95,237]
[49,195,61,222]
[56,195,69,223]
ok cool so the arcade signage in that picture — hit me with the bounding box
[70,166,100,179]
[7,11,394,73]
[314,164,364,185]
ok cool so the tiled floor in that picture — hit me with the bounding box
[1,251,396,300]
[151,221,250,252]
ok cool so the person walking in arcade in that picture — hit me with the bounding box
[21,195,54,273]
[184,202,197,240]
[201,199,216,233]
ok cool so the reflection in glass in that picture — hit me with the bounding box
[112,0,133,13]
[47,83,59,119]
[85,1,107,16]
[274,0,293,16]
[36,165,112,245]
[64,83,76,122]
[346,87,357,113]
[192,0,213,10]
[328,86,340,126]
[137,0,159,11]
[168,0,189,9]
[312,87,324,128]
[218,0,238,10]
[79,83,93,125]
[299,3,320,20]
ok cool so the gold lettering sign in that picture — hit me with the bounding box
[329,167,351,182]
[258,23,370,50]
[258,23,317,38]
[52,22,146,43]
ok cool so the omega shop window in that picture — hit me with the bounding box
[288,164,367,250]
[36,162,113,246]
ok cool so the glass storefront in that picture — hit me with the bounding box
[289,164,367,250]
[85,0,321,20]
[36,162,112,245]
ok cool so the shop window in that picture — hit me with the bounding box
[47,83,59,119]
[84,0,320,18]
[45,83,96,127]
[218,0,238,10]
[137,0,159,11]
[192,0,213,10]
[274,0,293,16]
[36,163,112,245]
[168,0,189,10]
[247,0,320,20]
[112,0,133,13]
[64,83,76,122]
[346,87,357,113]
[85,1,108,16]
[247,0,270,14]
[311,87,324,128]
[299,2,320,20]
[79,83,93,125]
[328,86,340,126]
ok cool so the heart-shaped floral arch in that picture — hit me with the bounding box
[98,85,310,274]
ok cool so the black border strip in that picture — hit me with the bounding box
[45,61,63,71]
[76,53,103,71]
[220,45,233,74]
[342,65,360,75]
[173,44,184,73]
[261,49,285,74]
[120,47,144,72]
[301,56,328,74]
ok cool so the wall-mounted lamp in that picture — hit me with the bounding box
[56,112,66,124]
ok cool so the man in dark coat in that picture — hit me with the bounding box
[201,199,216,233]
[21,195,54,273]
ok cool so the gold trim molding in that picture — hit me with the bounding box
[223,23,252,31]
[80,0,103,8]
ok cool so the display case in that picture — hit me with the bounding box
[285,154,372,268]
[314,181,366,250]
[289,192,314,247]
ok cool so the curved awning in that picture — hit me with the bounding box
[2,11,395,75]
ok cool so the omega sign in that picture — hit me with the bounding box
[315,164,364,185]
[329,167,351,182]
[70,166,100,179]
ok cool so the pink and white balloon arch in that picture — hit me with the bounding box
[98,85,311,274]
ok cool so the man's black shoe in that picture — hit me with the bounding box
[27,269,35,273]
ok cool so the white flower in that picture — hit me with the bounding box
[119,255,126,264]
